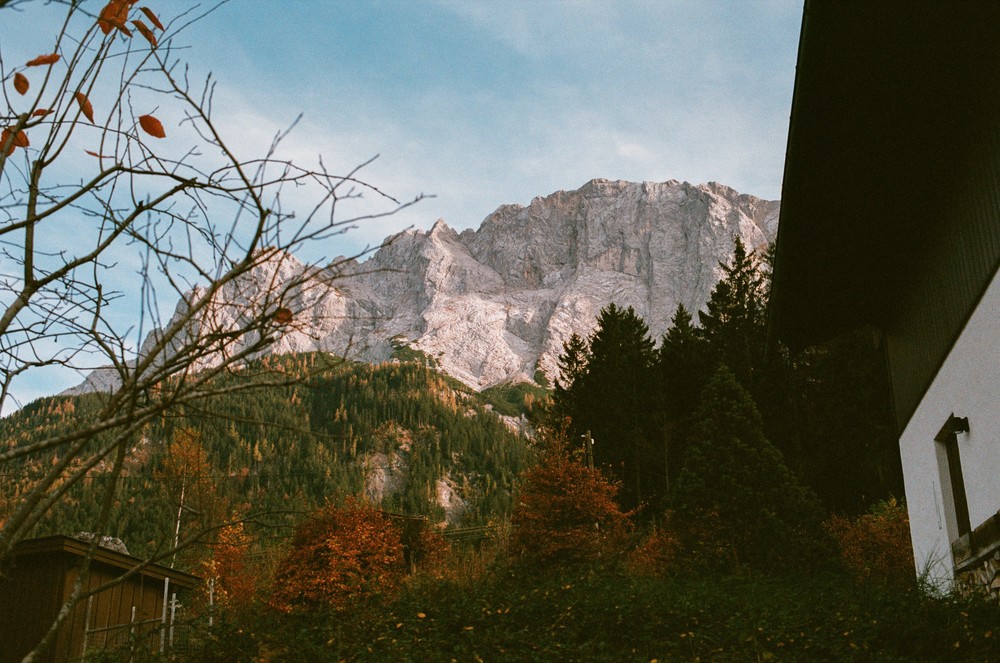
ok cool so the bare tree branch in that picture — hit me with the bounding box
[0,4,421,661]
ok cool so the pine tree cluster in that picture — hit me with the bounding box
[0,358,531,561]
[551,238,903,567]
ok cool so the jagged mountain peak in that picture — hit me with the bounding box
[68,179,778,394]
[429,217,453,235]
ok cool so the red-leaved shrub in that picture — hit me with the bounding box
[203,520,257,613]
[824,498,915,587]
[269,498,404,612]
[626,526,681,577]
[511,421,630,566]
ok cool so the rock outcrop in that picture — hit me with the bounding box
[68,179,778,393]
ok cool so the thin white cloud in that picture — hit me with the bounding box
[436,0,626,60]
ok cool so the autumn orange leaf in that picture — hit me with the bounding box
[84,150,112,158]
[13,73,29,95]
[140,6,165,31]
[138,114,165,138]
[132,19,157,47]
[26,53,60,67]
[32,109,53,117]
[97,4,114,34]
[10,130,29,148]
[1,128,28,154]
[75,92,95,123]
[98,0,130,35]
[269,498,404,612]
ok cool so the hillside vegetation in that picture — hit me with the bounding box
[0,356,531,561]
[169,431,997,662]
[5,238,991,662]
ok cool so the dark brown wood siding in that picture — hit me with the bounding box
[0,553,167,663]
[0,537,197,663]
[884,122,1000,431]
[0,552,67,663]
[54,561,166,660]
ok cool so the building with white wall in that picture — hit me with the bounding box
[770,0,1000,588]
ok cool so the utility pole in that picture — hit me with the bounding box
[585,430,594,469]
[171,477,185,569]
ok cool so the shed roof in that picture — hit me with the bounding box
[10,535,199,590]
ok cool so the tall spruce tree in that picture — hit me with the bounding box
[553,332,589,425]
[794,330,903,513]
[673,366,826,569]
[695,238,806,474]
[698,236,767,389]
[655,303,714,492]
[573,303,656,511]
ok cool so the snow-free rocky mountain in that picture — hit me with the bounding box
[69,179,778,394]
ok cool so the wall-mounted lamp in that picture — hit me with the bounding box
[935,413,970,442]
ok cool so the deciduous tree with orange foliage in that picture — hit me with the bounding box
[269,498,405,612]
[156,427,229,565]
[511,420,630,567]
[0,1,416,659]
[203,520,257,614]
[824,498,915,587]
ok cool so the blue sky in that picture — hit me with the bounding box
[4,0,802,255]
[178,0,802,255]
[1,0,802,406]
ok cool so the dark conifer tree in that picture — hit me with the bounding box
[553,332,589,424]
[698,236,767,389]
[695,238,806,475]
[556,333,589,388]
[655,303,714,491]
[793,330,903,514]
[573,303,656,511]
[673,366,826,569]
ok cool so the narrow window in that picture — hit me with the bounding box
[935,414,971,538]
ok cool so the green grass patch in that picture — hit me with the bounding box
[182,566,1000,662]
[389,336,440,368]
[480,381,551,418]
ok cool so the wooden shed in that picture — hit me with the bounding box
[0,535,199,663]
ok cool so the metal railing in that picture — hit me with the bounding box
[80,586,190,661]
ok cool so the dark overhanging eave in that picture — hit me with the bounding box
[770,0,1000,352]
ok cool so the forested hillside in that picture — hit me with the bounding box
[0,356,532,561]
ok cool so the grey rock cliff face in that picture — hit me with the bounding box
[351,178,778,389]
[68,179,778,394]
